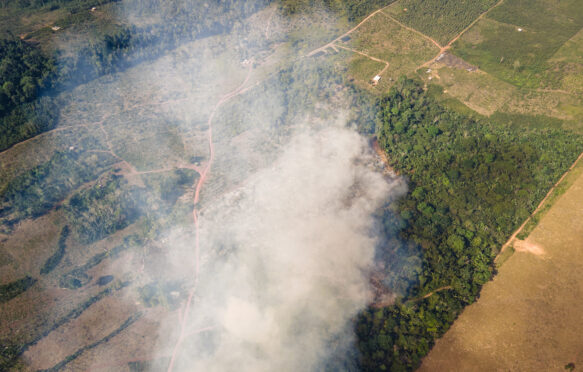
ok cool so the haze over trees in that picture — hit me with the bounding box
[0,0,582,370]
[356,78,581,371]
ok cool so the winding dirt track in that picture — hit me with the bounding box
[306,5,395,80]
[165,63,253,372]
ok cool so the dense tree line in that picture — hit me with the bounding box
[0,276,37,303]
[356,78,582,371]
[40,225,69,275]
[0,38,59,151]
[0,38,54,114]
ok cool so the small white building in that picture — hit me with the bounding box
[372,75,381,86]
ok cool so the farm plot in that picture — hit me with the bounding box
[385,0,498,46]
[343,11,439,88]
[452,0,583,88]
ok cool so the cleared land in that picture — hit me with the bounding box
[0,6,355,370]
[420,166,583,371]
[342,10,439,89]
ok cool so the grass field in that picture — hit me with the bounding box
[385,0,498,46]
[344,11,439,89]
[546,27,583,95]
[452,0,583,88]
[420,167,583,371]
[425,67,516,115]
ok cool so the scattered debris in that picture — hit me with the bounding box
[69,146,75,151]
[437,52,478,71]
[426,68,432,73]
[428,76,433,80]
[91,7,97,11]
[51,26,61,31]
[436,53,445,61]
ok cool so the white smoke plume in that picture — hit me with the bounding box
[23,1,411,370]
[153,124,405,371]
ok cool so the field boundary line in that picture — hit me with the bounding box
[446,0,504,47]
[417,0,505,69]
[306,4,392,57]
[334,44,390,76]
[380,11,442,49]
[496,150,583,262]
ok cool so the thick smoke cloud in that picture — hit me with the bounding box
[45,1,410,370]
[158,125,405,371]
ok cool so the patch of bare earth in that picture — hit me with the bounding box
[513,239,545,257]
[435,52,477,71]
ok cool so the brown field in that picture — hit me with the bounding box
[420,168,583,371]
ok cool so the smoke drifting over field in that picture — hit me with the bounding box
[156,126,405,371]
[102,3,410,370]
[30,1,409,370]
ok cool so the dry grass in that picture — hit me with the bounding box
[344,11,439,88]
[420,169,583,371]
[424,66,515,115]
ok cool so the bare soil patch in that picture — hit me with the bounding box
[436,52,477,71]
[512,239,545,256]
